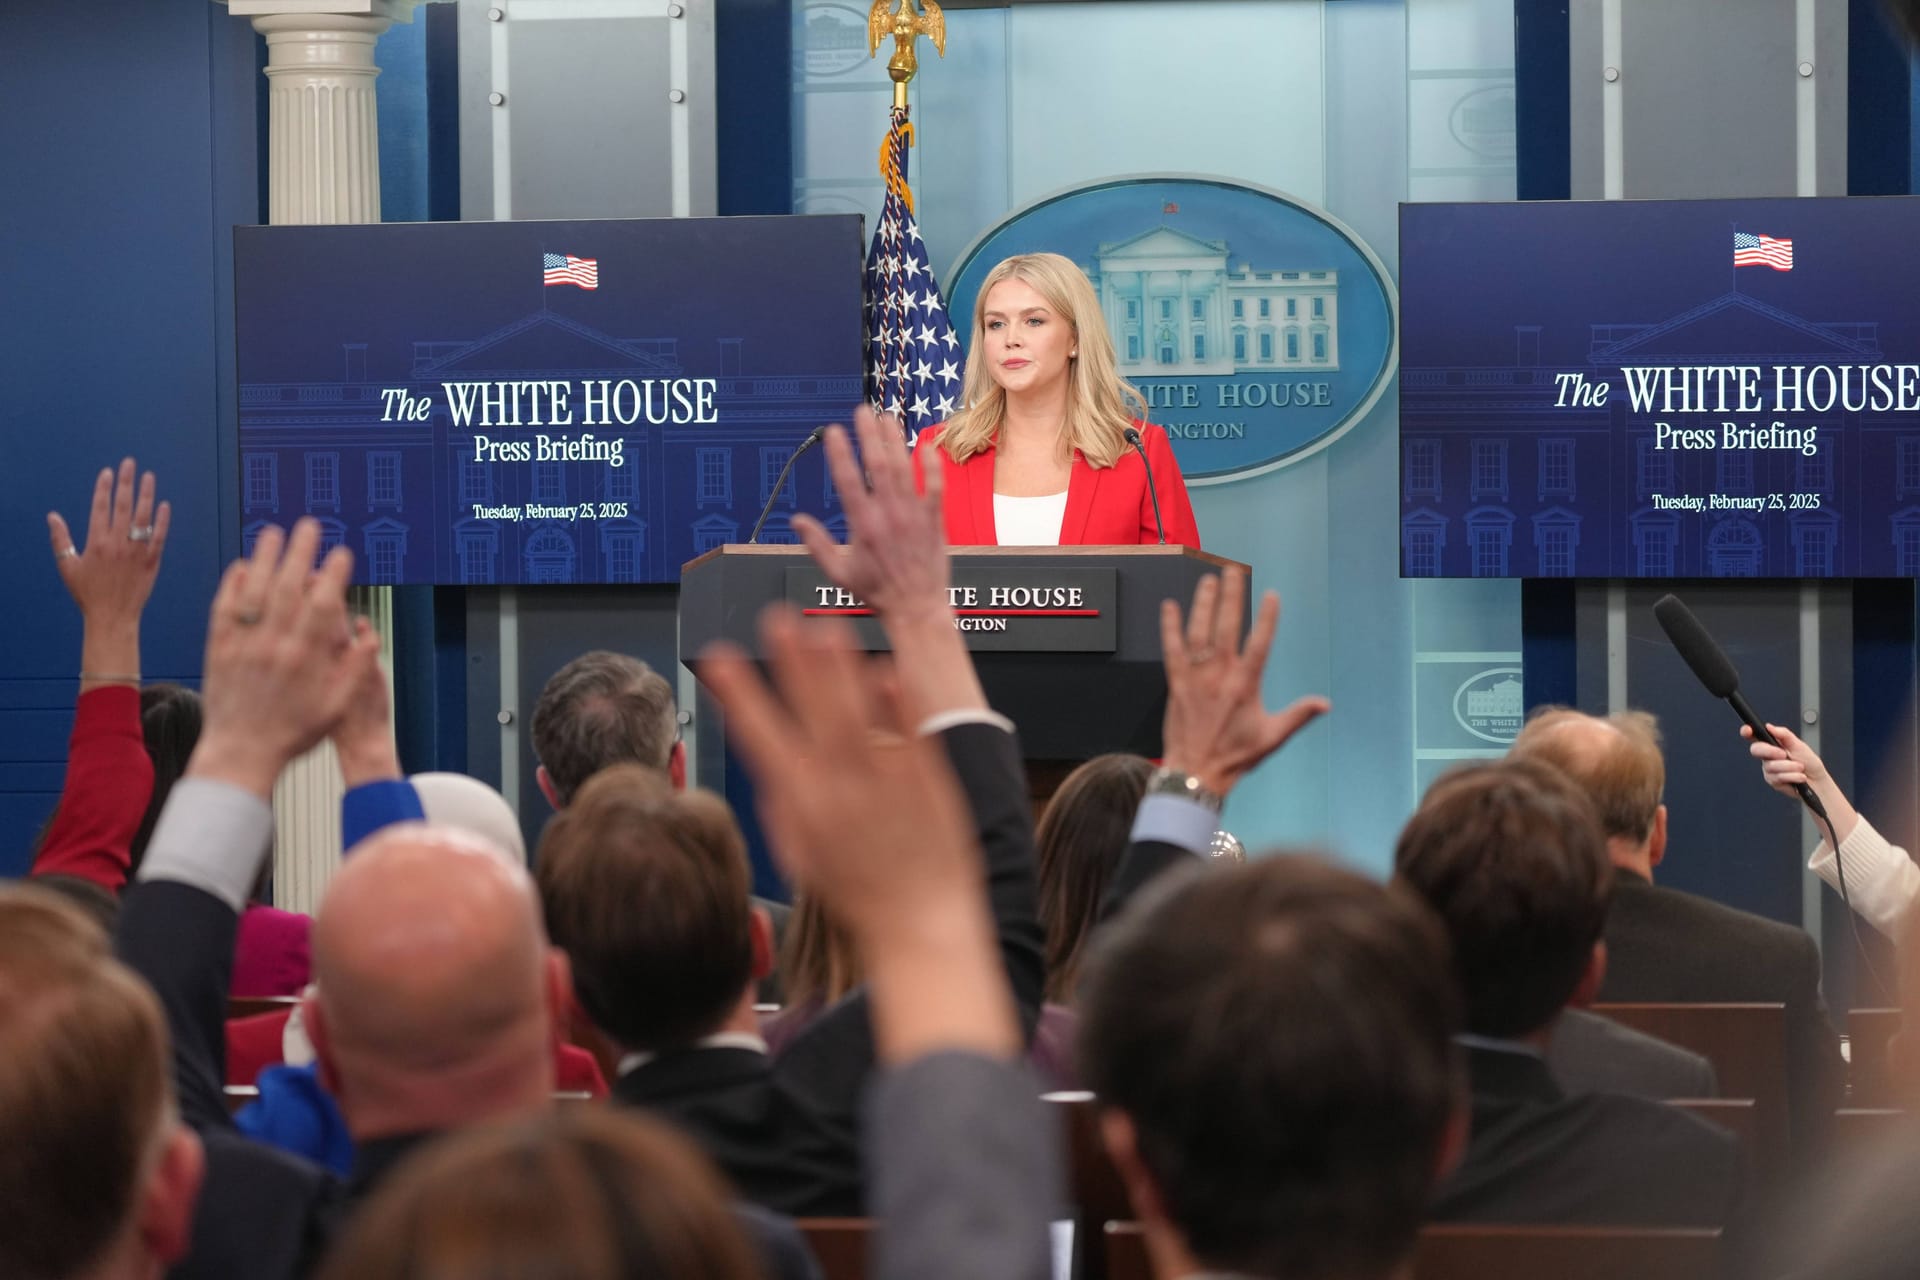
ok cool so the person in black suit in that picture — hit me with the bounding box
[540,405,1046,1218]
[1395,759,1747,1228]
[1510,707,1844,1162]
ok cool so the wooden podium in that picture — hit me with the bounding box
[679,544,1248,760]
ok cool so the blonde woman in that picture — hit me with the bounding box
[916,252,1201,546]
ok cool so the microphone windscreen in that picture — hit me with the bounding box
[1123,426,1143,446]
[1652,594,1741,698]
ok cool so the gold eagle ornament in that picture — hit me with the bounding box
[867,0,946,110]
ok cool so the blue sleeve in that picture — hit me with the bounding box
[341,779,426,852]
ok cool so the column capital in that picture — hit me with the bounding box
[214,0,430,23]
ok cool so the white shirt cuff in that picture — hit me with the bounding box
[916,707,1016,738]
[1129,793,1218,857]
[135,778,275,914]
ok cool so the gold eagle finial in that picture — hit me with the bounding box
[867,0,946,111]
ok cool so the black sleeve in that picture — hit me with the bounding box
[1099,838,1201,923]
[115,880,241,1134]
[936,721,1045,1032]
[776,721,1045,1119]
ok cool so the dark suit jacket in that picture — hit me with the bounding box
[1548,1008,1718,1100]
[1434,1045,1746,1228]
[615,719,1046,1217]
[118,878,342,1280]
[1598,870,1844,1160]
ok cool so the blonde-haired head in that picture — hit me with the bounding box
[938,252,1143,469]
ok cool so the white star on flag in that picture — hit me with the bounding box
[864,107,963,444]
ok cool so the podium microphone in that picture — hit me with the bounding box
[1651,593,1829,822]
[748,426,826,544]
[1123,427,1167,544]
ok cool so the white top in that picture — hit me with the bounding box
[1808,815,1920,939]
[993,490,1068,546]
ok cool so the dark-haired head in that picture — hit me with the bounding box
[1393,759,1613,1039]
[1079,853,1463,1280]
[132,684,202,874]
[1035,753,1154,1003]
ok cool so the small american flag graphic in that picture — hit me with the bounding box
[543,253,599,289]
[1733,233,1793,271]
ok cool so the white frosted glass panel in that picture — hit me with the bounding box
[794,87,899,182]
[1407,0,1515,70]
[915,8,1011,287]
[1004,1,1326,210]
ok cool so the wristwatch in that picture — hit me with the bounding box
[1146,766,1224,816]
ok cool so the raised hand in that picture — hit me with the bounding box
[48,459,172,690]
[188,520,382,800]
[701,607,1015,1060]
[331,618,400,788]
[792,405,950,626]
[1742,722,1858,842]
[1159,567,1329,799]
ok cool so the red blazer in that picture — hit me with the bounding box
[915,420,1201,548]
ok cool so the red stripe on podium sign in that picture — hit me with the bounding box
[803,608,1101,618]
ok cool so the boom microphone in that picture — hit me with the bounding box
[748,426,826,544]
[1123,427,1167,545]
[1651,593,1828,821]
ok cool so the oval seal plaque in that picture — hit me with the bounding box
[947,175,1397,483]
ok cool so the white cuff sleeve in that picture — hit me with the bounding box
[135,778,276,914]
[917,707,1016,738]
[1809,815,1920,939]
[1129,793,1218,858]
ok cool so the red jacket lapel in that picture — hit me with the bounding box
[967,447,998,545]
[1060,451,1101,545]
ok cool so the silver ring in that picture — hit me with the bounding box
[1188,648,1216,665]
[128,525,156,543]
[58,546,79,560]
[234,611,263,627]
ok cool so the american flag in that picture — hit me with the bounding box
[866,108,961,442]
[1733,232,1793,271]
[544,253,599,289]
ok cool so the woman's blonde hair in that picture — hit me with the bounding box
[939,252,1143,469]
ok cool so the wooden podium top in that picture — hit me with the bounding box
[683,542,1249,576]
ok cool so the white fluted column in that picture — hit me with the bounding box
[220,0,423,913]
[256,13,390,224]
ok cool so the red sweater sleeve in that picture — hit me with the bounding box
[1145,425,1202,549]
[32,686,153,893]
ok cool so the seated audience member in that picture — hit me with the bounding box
[1743,721,1918,937]
[529,645,791,1000]
[317,1109,772,1280]
[115,519,812,1279]
[1079,856,1464,1280]
[1394,759,1746,1227]
[1510,707,1844,1160]
[0,885,204,1280]
[1030,752,1153,1087]
[539,407,1045,1217]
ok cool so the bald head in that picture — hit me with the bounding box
[1509,707,1665,846]
[311,825,562,1139]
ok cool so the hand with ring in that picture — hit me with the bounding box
[1157,566,1329,800]
[47,459,172,691]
